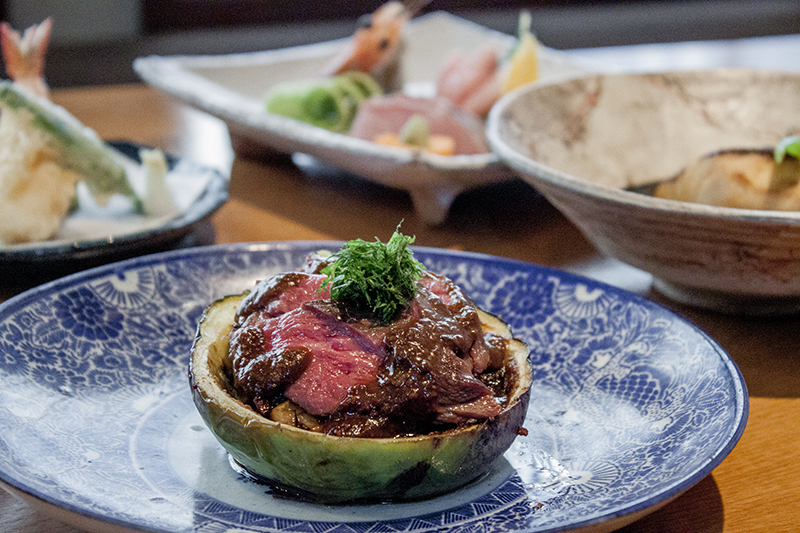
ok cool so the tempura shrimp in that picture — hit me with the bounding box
[0,18,51,98]
[0,19,177,244]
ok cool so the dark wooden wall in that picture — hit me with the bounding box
[142,1,625,34]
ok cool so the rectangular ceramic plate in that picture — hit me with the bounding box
[134,11,591,224]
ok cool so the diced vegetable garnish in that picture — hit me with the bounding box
[399,114,432,147]
[374,132,456,156]
[372,114,456,155]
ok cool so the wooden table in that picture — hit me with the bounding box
[3,34,800,532]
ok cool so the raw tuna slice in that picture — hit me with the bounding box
[436,46,502,117]
[348,94,490,155]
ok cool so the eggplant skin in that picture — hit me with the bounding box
[189,292,532,504]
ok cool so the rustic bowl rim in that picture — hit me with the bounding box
[486,68,800,226]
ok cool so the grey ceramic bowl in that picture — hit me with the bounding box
[487,68,800,315]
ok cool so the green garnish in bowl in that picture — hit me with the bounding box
[320,225,425,323]
[774,135,800,164]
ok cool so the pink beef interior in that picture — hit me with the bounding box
[228,257,509,437]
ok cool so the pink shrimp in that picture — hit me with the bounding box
[0,18,52,98]
[321,0,429,79]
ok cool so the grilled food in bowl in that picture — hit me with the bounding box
[487,68,800,315]
[189,235,532,503]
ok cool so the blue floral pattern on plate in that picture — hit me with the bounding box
[0,243,748,532]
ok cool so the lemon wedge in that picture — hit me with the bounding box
[500,11,539,94]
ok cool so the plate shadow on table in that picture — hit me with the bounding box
[617,475,724,533]
[291,152,557,230]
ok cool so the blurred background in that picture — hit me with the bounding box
[2,0,800,88]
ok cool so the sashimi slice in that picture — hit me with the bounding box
[348,94,489,155]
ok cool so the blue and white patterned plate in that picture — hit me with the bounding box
[0,243,748,532]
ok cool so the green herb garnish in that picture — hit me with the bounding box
[320,226,425,324]
[774,135,800,164]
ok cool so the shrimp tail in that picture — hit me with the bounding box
[321,0,430,88]
[1,18,52,98]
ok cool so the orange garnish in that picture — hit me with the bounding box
[374,132,456,156]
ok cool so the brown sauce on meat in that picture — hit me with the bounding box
[228,264,513,438]
[235,271,309,319]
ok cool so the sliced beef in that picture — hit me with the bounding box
[436,395,503,424]
[229,261,510,437]
[418,271,494,374]
[236,272,329,321]
[358,276,502,427]
[232,304,384,416]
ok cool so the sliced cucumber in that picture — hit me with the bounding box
[264,72,383,133]
[265,78,353,132]
[336,71,383,101]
